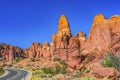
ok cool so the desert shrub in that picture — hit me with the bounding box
[103,52,120,71]
[31,77,42,80]
[0,67,5,76]
[30,58,35,62]
[2,64,7,67]
[103,77,110,80]
[72,75,96,80]
[54,65,67,74]
[41,67,52,74]
[8,64,13,67]
[53,58,67,66]
[0,58,4,61]
[32,69,43,75]
[13,57,22,62]
[72,71,82,78]
[41,65,67,76]
[86,55,95,63]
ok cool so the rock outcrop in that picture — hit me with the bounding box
[80,14,120,56]
[53,15,72,49]
[0,43,23,61]
[24,42,42,58]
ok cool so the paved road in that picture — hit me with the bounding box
[0,68,29,80]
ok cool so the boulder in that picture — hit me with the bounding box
[92,67,120,78]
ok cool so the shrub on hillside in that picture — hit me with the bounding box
[53,58,67,66]
[0,67,5,76]
[86,55,95,64]
[103,52,120,71]
[54,65,67,74]
[13,57,22,62]
[41,67,52,74]
[30,58,35,62]
[72,75,96,80]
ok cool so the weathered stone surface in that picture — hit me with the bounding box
[58,15,71,37]
[0,43,23,61]
[24,42,42,58]
[82,14,120,56]
[92,68,120,78]
[53,15,72,49]
[110,33,120,55]
[43,42,49,49]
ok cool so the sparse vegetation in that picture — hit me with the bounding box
[30,58,35,62]
[72,75,96,80]
[86,55,95,64]
[13,57,22,62]
[53,58,66,64]
[103,52,120,71]
[0,67,5,76]
[41,67,52,74]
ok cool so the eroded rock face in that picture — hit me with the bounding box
[82,14,120,56]
[24,42,42,58]
[0,43,23,61]
[110,33,120,55]
[92,68,120,78]
[52,15,82,69]
[53,15,72,49]
[58,15,71,37]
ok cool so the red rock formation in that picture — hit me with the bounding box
[24,42,42,58]
[0,43,23,61]
[53,15,72,49]
[92,68,120,78]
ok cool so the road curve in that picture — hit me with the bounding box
[0,68,31,80]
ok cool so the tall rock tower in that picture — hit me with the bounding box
[53,15,72,49]
[57,15,72,37]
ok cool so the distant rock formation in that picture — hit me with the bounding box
[0,43,23,61]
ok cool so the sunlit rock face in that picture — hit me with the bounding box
[57,15,72,37]
[0,43,23,61]
[24,42,43,58]
[52,15,81,69]
[82,14,120,56]
[53,15,72,49]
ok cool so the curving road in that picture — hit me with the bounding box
[0,68,31,80]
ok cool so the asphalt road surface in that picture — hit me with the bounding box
[0,68,29,80]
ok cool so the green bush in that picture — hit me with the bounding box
[54,65,67,74]
[53,58,67,66]
[41,65,67,76]
[104,52,120,71]
[41,67,52,74]
[86,55,95,63]
[0,67,5,76]
[30,58,35,62]
[13,57,22,62]
[72,75,96,80]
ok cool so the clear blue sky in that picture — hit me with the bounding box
[0,0,120,48]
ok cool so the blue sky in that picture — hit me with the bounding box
[0,0,120,48]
